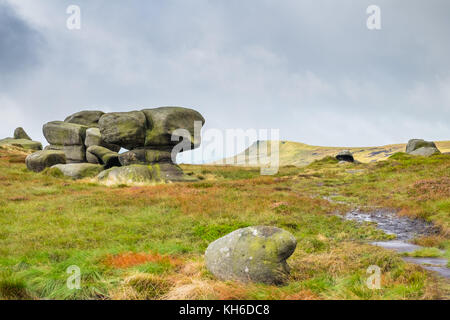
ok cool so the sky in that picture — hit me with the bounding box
[1,0,449,163]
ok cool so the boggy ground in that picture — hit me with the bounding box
[0,144,449,300]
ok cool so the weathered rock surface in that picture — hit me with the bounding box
[43,121,88,146]
[86,145,120,168]
[118,148,172,166]
[98,111,147,150]
[64,110,104,128]
[336,150,354,162]
[142,107,205,148]
[51,163,104,179]
[84,128,120,152]
[409,147,441,157]
[0,138,42,151]
[26,150,66,172]
[406,139,440,156]
[205,226,297,285]
[98,107,205,152]
[97,163,191,185]
[14,127,32,140]
[97,165,156,186]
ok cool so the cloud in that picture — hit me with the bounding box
[0,0,449,159]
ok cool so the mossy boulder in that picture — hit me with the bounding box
[98,111,147,150]
[51,163,104,180]
[25,150,66,172]
[84,128,120,152]
[43,121,88,146]
[142,107,205,148]
[97,165,157,186]
[0,138,42,151]
[64,110,105,128]
[205,226,297,285]
[406,139,440,155]
[13,127,32,140]
[409,147,441,157]
[97,163,193,186]
[86,145,120,168]
[98,107,205,152]
[118,148,172,166]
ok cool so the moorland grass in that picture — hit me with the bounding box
[0,145,449,299]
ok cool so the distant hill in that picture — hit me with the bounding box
[214,140,450,167]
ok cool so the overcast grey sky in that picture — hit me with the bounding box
[1,0,449,162]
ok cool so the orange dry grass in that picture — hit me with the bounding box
[408,177,450,201]
[104,252,182,269]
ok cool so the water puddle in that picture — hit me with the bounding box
[344,209,449,278]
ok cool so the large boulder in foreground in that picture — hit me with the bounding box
[406,139,440,156]
[51,163,104,180]
[64,110,104,128]
[14,127,32,140]
[0,138,42,151]
[205,226,297,285]
[26,150,66,172]
[43,121,88,146]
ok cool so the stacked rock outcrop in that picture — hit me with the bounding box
[26,107,205,184]
[0,127,42,151]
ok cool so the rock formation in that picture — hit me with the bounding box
[406,139,441,156]
[205,226,297,285]
[0,128,42,151]
[336,150,354,162]
[25,107,205,183]
[26,150,66,172]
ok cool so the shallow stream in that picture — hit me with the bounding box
[344,209,449,278]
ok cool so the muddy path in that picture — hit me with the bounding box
[344,209,449,278]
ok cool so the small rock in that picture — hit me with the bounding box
[205,226,297,285]
[14,127,32,140]
[336,150,354,162]
[51,163,104,180]
[26,150,66,172]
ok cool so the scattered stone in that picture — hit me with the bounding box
[0,138,42,151]
[205,226,297,285]
[43,121,88,146]
[64,110,105,128]
[25,150,66,172]
[118,148,172,166]
[336,150,354,162]
[86,145,120,168]
[14,127,32,140]
[51,163,104,180]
